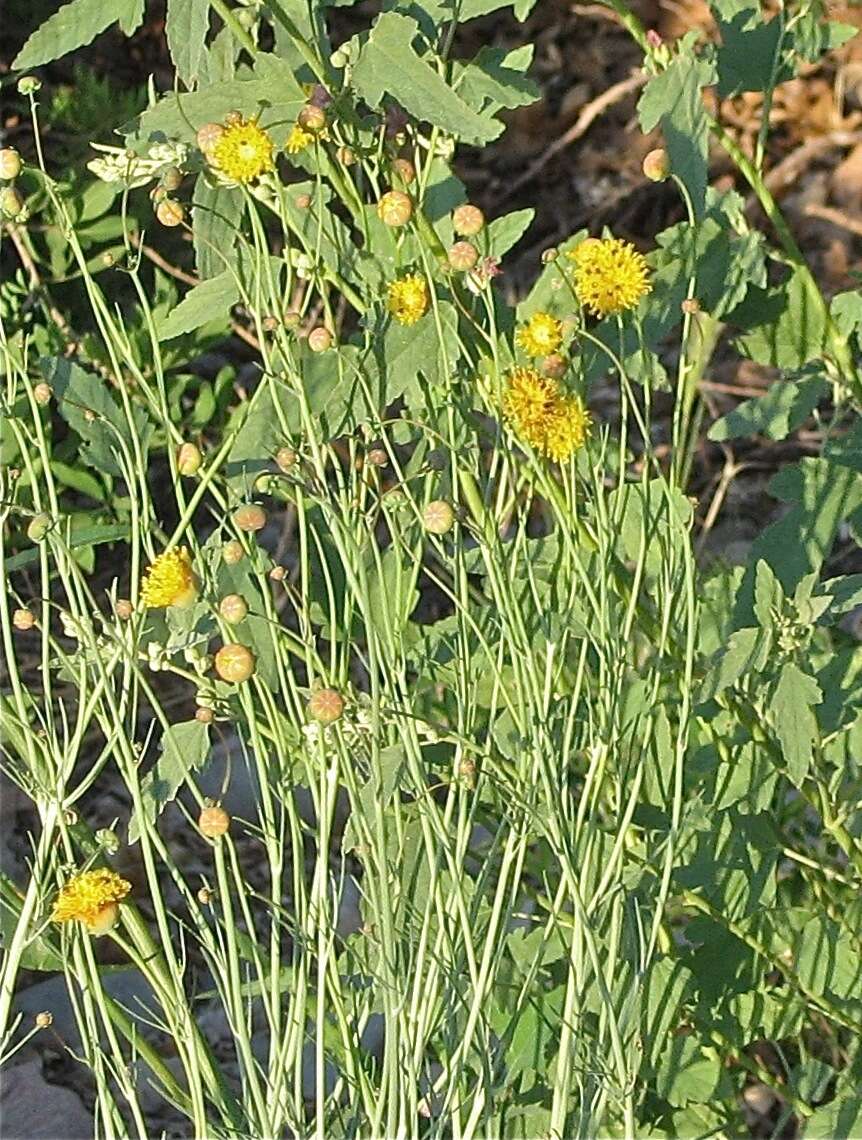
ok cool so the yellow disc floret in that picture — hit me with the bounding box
[141,547,198,609]
[210,117,274,184]
[502,366,590,462]
[386,274,428,326]
[285,123,315,155]
[51,869,131,934]
[570,236,651,318]
[515,311,563,357]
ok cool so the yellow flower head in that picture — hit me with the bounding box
[387,274,428,326]
[285,123,314,155]
[515,311,563,357]
[210,117,274,183]
[502,366,590,462]
[141,547,198,609]
[52,869,131,934]
[570,237,651,318]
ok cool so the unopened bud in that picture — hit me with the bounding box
[336,145,356,167]
[197,123,224,154]
[156,199,184,227]
[214,643,256,683]
[642,148,670,182]
[35,1011,53,1029]
[222,540,244,565]
[0,149,22,181]
[13,608,35,631]
[224,110,243,128]
[262,314,279,332]
[308,687,344,725]
[275,447,298,472]
[195,706,215,724]
[543,353,566,379]
[422,500,455,535]
[681,297,701,315]
[33,382,52,406]
[367,447,388,468]
[377,190,413,227]
[115,599,134,620]
[177,442,202,475]
[269,565,286,582]
[392,157,416,185]
[198,804,231,838]
[27,513,51,542]
[233,504,267,533]
[0,187,24,218]
[308,326,332,352]
[197,886,214,904]
[219,593,248,624]
[161,166,183,191]
[17,77,41,95]
[298,104,326,133]
[95,828,120,854]
[452,204,484,236]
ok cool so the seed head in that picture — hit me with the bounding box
[392,157,416,185]
[195,706,215,724]
[294,192,312,209]
[269,565,286,582]
[215,643,256,683]
[197,123,225,154]
[198,804,231,838]
[452,204,484,236]
[156,199,184,227]
[33,382,52,406]
[336,145,356,166]
[377,190,413,227]
[233,504,267,533]
[308,687,344,725]
[177,442,202,476]
[308,326,332,352]
[543,353,567,379]
[642,148,670,182]
[0,148,22,181]
[448,241,478,272]
[161,166,183,191]
[262,314,279,332]
[275,447,298,472]
[423,500,455,535]
[13,608,35,631]
[298,104,326,133]
[35,1011,53,1029]
[222,540,244,565]
[219,593,248,624]
[115,599,134,620]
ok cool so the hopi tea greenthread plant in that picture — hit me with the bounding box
[3,0,862,1136]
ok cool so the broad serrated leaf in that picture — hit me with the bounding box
[352,12,501,145]
[637,37,716,216]
[129,721,210,843]
[699,626,772,702]
[456,45,539,114]
[733,269,827,368]
[768,662,821,784]
[191,174,244,281]
[14,0,144,68]
[713,1,784,98]
[42,356,151,477]
[159,271,239,340]
[708,376,826,442]
[166,0,211,85]
[486,208,534,258]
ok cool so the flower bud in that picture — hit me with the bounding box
[377,190,412,227]
[214,643,256,683]
[222,539,244,565]
[308,326,332,352]
[283,310,301,329]
[308,687,344,724]
[541,247,558,264]
[13,608,35,631]
[452,204,484,236]
[232,504,267,533]
[0,187,24,218]
[330,48,349,69]
[275,447,298,472]
[27,513,51,542]
[156,199,184,227]
[447,241,478,272]
[422,500,455,535]
[197,122,224,154]
[295,192,312,209]
[642,148,670,182]
[0,148,22,181]
[177,442,202,476]
[17,77,42,95]
[392,157,416,185]
[219,593,248,624]
[224,110,243,128]
[33,382,52,406]
[269,565,286,582]
[262,314,279,332]
[199,804,231,838]
[195,706,215,724]
[161,166,183,191]
[88,901,120,936]
[367,447,388,468]
[95,828,120,854]
[115,599,134,620]
[197,885,214,904]
[336,145,356,167]
[543,353,566,379]
[35,1011,53,1029]
[298,104,326,133]
[681,297,701,315]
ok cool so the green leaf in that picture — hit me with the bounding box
[158,270,241,340]
[733,269,828,369]
[487,208,534,258]
[352,12,502,145]
[128,721,210,843]
[713,1,784,99]
[166,0,211,85]
[637,37,717,216]
[14,0,144,68]
[654,1037,723,1107]
[708,376,826,442]
[456,45,539,114]
[191,174,244,281]
[42,356,152,477]
[768,663,822,784]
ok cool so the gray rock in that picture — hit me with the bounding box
[15,969,154,1053]
[0,1057,93,1139]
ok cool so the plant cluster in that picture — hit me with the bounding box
[2,0,862,1137]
